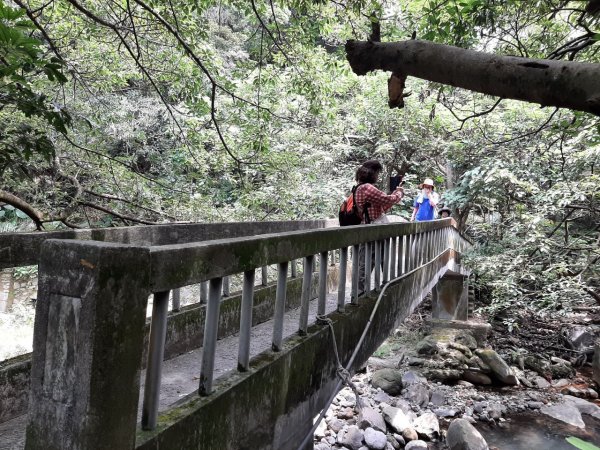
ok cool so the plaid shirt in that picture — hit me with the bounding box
[355,183,402,223]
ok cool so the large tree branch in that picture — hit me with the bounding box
[0,190,44,230]
[345,39,600,116]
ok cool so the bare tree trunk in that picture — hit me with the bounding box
[345,40,600,116]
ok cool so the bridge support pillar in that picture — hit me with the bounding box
[432,274,468,320]
[25,240,150,450]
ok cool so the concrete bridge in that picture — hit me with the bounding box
[0,218,471,450]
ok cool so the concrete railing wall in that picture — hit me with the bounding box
[21,219,471,450]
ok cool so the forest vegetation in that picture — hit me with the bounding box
[1,0,599,328]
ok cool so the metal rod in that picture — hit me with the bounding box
[383,238,390,284]
[374,240,381,290]
[299,255,314,335]
[338,247,348,312]
[261,266,268,285]
[318,251,328,316]
[365,241,372,294]
[238,269,255,371]
[199,277,223,396]
[272,262,289,351]
[351,244,359,304]
[390,237,397,279]
[200,281,208,304]
[291,259,297,278]
[398,235,404,275]
[141,290,170,430]
[222,275,230,297]
[171,288,181,312]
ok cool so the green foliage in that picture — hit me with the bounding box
[0,3,70,171]
[566,437,600,450]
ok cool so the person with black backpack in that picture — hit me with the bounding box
[339,160,404,295]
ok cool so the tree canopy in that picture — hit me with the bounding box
[0,0,598,319]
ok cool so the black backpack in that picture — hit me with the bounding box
[339,184,370,226]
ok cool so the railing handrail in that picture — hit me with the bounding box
[0,219,337,269]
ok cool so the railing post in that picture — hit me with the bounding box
[318,251,328,316]
[338,247,348,312]
[374,240,382,290]
[351,244,359,304]
[406,234,413,272]
[299,255,314,335]
[142,291,170,430]
[291,259,297,278]
[383,238,390,284]
[171,288,181,311]
[272,262,289,352]
[199,277,223,396]
[364,242,372,294]
[398,235,405,275]
[200,281,208,304]
[390,237,397,279]
[261,266,268,285]
[25,241,149,450]
[222,275,230,297]
[238,269,255,371]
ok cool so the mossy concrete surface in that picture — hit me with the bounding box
[134,251,459,450]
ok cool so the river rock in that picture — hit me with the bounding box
[329,418,345,433]
[373,391,393,404]
[486,402,505,420]
[455,330,478,350]
[550,363,573,379]
[423,368,463,382]
[358,407,386,432]
[524,356,550,376]
[404,384,430,407]
[382,405,412,434]
[392,434,405,446]
[402,371,427,385]
[415,337,439,356]
[338,425,365,450]
[434,408,458,418]
[371,369,404,395]
[394,398,413,414]
[449,341,473,358]
[540,403,585,428]
[403,427,418,441]
[315,444,330,450]
[446,418,489,450]
[413,412,440,439]
[463,370,492,385]
[594,341,600,387]
[563,395,600,419]
[476,349,517,385]
[533,376,551,389]
[364,427,387,450]
[405,440,428,450]
[430,390,446,406]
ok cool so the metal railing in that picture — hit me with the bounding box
[23,218,471,450]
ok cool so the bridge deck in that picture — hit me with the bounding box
[0,288,345,450]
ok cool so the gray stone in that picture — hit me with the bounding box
[329,418,346,433]
[373,391,393,404]
[408,357,426,366]
[563,395,600,419]
[434,408,458,418]
[422,368,463,383]
[402,427,419,442]
[550,363,573,379]
[463,371,492,385]
[358,407,386,433]
[457,380,474,388]
[339,425,365,450]
[315,444,331,450]
[594,341,600,388]
[524,356,550,376]
[455,331,478,350]
[392,433,405,446]
[372,369,404,396]
[430,390,445,406]
[394,398,413,414]
[476,349,518,385]
[533,376,551,389]
[415,338,438,356]
[449,341,473,358]
[364,427,387,450]
[404,439,429,449]
[473,402,487,414]
[552,378,570,388]
[540,403,585,428]
[382,405,412,434]
[413,412,440,439]
[527,401,544,410]
[446,418,489,450]
[487,402,505,420]
[404,384,430,408]
[402,371,427,385]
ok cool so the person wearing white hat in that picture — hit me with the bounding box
[411,178,439,221]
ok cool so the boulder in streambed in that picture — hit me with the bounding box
[371,368,403,395]
[475,349,518,385]
[540,403,585,428]
[446,418,489,450]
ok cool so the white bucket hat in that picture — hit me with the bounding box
[419,178,435,189]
